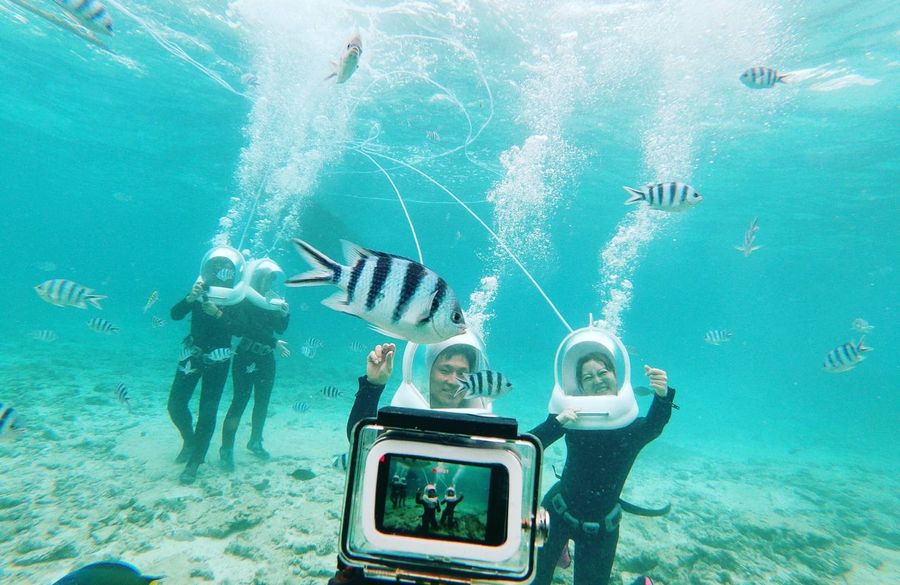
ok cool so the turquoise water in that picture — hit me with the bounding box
[1,1,897,583]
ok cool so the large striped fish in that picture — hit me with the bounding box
[739,67,787,89]
[287,239,466,344]
[623,182,702,212]
[823,337,872,373]
[54,0,113,35]
[454,370,513,401]
[35,279,106,309]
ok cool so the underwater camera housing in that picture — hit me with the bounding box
[340,407,548,584]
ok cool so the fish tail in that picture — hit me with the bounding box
[85,294,106,309]
[858,336,872,353]
[287,239,342,287]
[623,186,645,205]
[777,73,790,84]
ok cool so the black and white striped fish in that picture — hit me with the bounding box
[739,67,788,89]
[1,402,24,438]
[704,330,733,346]
[287,239,466,344]
[293,401,310,413]
[321,385,343,398]
[348,341,368,353]
[304,337,324,349]
[823,337,872,373]
[206,347,232,362]
[735,216,762,257]
[87,317,119,334]
[34,279,106,309]
[55,0,113,35]
[453,370,513,400]
[30,329,59,343]
[623,182,702,212]
[331,452,348,470]
[115,382,131,412]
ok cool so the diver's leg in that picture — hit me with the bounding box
[573,528,618,585]
[220,355,252,470]
[531,490,570,585]
[182,361,229,482]
[247,355,275,447]
[167,364,200,462]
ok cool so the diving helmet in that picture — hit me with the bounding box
[391,331,493,414]
[243,258,288,311]
[198,245,246,306]
[547,315,637,430]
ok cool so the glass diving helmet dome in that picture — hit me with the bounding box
[547,315,637,430]
[198,245,246,306]
[391,331,493,414]
[244,258,287,310]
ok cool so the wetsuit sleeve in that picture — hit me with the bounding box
[527,414,566,448]
[638,387,677,445]
[170,298,193,320]
[273,310,290,334]
[346,375,386,441]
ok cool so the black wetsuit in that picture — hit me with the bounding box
[221,301,289,451]
[416,492,441,532]
[529,389,677,585]
[346,376,386,440]
[440,494,464,527]
[167,297,242,467]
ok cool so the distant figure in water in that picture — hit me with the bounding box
[440,486,464,528]
[415,484,441,533]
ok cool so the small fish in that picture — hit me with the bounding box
[300,345,318,359]
[53,0,114,36]
[115,382,131,412]
[623,182,702,212]
[35,279,106,309]
[739,67,788,89]
[851,318,874,334]
[453,370,513,400]
[178,346,195,363]
[50,560,162,585]
[331,452,348,470]
[151,316,165,329]
[87,317,120,334]
[112,192,133,203]
[245,362,257,374]
[325,32,362,83]
[735,217,762,256]
[304,337,324,349]
[206,347,232,363]
[704,330,733,346]
[348,341,368,353]
[292,401,310,413]
[823,337,872,373]
[1,402,25,438]
[321,385,343,398]
[215,268,235,282]
[30,329,59,343]
[177,361,197,376]
[287,239,466,344]
[426,130,441,142]
[240,72,258,86]
[143,290,159,313]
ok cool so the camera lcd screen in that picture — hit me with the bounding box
[374,454,509,546]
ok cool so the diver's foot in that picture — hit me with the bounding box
[219,447,235,472]
[175,442,193,464]
[247,439,271,460]
[179,463,199,485]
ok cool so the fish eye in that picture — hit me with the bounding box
[451,311,462,324]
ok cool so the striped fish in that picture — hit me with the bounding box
[1,402,24,438]
[623,182,702,212]
[735,217,762,257]
[35,279,106,309]
[300,344,318,359]
[704,330,733,345]
[823,337,872,373]
[739,67,787,89]
[287,239,466,344]
[143,290,159,313]
[304,337,324,349]
[178,361,197,376]
[30,329,59,343]
[292,401,310,413]
[115,382,131,412]
[453,370,513,400]
[321,385,343,398]
[206,347,232,363]
[348,341,368,353]
[87,317,119,334]
[151,316,165,328]
[331,452,348,470]
[54,0,113,35]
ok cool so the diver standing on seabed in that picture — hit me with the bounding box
[220,258,290,469]
[416,484,442,533]
[440,487,464,528]
[168,246,246,485]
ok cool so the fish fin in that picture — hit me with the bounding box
[858,337,872,353]
[339,239,373,266]
[366,323,404,339]
[287,239,341,287]
[323,72,337,81]
[634,385,655,396]
[321,291,354,314]
[751,245,762,252]
[777,73,790,83]
[622,186,645,205]
[86,294,106,309]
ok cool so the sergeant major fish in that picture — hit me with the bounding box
[206,347,232,363]
[823,337,872,373]
[87,317,119,334]
[453,370,512,400]
[1,402,25,438]
[623,182,702,212]
[35,279,106,309]
[287,239,466,344]
[739,67,788,89]
[735,216,762,257]
[53,0,113,35]
[704,330,733,346]
[115,382,131,413]
[325,32,362,84]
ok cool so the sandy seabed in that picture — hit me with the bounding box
[0,341,897,585]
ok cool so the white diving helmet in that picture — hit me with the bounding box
[391,331,493,415]
[548,315,638,430]
[243,258,288,311]
[199,245,247,306]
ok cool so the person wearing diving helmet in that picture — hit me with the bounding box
[168,246,247,485]
[528,319,676,585]
[415,484,442,533]
[219,258,290,470]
